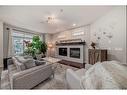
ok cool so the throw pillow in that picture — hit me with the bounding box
[23,59,36,69]
[35,60,46,66]
[15,56,27,63]
[14,60,26,71]
[12,57,17,66]
[24,56,33,59]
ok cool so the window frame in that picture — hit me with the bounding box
[11,30,40,55]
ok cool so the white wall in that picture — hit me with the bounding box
[51,6,126,63]
[45,33,54,57]
[0,21,3,67]
[45,33,53,43]
[52,25,90,43]
[90,6,126,63]
[52,25,91,63]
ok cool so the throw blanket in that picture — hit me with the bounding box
[80,61,127,89]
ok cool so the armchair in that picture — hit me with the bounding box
[66,64,92,89]
[66,69,86,89]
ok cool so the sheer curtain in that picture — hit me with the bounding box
[8,28,14,57]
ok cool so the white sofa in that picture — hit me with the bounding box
[66,61,127,89]
[7,56,53,89]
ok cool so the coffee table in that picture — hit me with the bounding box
[42,57,61,64]
[42,57,62,77]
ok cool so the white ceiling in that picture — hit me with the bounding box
[0,6,115,34]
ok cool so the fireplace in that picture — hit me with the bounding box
[59,48,67,56]
[56,40,85,64]
[70,48,80,58]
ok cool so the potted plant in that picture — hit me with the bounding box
[41,41,47,57]
[24,36,47,59]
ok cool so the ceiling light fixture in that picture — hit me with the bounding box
[41,9,63,24]
[46,16,55,24]
[72,23,76,26]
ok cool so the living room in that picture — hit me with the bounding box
[0,6,126,89]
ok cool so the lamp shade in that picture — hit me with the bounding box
[48,43,53,48]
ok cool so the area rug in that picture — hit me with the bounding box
[1,70,10,89]
[1,64,78,89]
[34,64,78,89]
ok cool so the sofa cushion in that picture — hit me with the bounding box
[23,59,36,69]
[15,60,26,71]
[35,60,46,66]
[12,57,17,66]
[23,56,33,59]
[15,56,36,69]
[15,56,28,63]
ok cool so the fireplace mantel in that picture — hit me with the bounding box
[56,39,85,46]
[56,42,85,46]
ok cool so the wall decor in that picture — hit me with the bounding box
[94,22,115,44]
[106,34,113,39]
[103,32,106,35]
[58,35,66,39]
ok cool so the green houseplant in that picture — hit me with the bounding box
[24,35,47,59]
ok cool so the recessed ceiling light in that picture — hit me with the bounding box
[72,23,76,26]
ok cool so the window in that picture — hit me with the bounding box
[13,37,24,55]
[72,28,84,36]
[72,31,84,36]
[12,30,38,55]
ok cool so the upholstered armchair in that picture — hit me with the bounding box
[66,64,92,89]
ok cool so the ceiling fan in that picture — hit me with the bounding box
[40,9,63,24]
